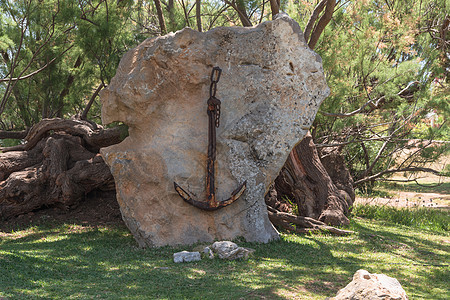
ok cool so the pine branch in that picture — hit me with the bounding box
[354,167,444,186]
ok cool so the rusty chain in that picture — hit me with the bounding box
[209,67,221,128]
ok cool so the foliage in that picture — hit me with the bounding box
[0,0,144,129]
[305,0,450,184]
[351,204,449,232]
[0,218,448,299]
[0,0,272,130]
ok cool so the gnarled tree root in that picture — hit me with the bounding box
[0,118,122,219]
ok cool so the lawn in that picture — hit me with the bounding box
[1,215,448,299]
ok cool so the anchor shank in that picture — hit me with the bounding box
[206,100,217,204]
[207,104,216,161]
[206,157,215,203]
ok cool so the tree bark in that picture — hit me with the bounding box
[81,83,105,121]
[273,132,353,226]
[154,0,167,35]
[1,118,122,153]
[304,0,327,43]
[167,0,177,31]
[307,0,336,49]
[0,128,29,140]
[0,118,122,219]
[196,0,202,32]
[269,0,280,18]
[227,0,252,27]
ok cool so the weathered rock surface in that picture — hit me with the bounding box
[210,241,255,260]
[329,269,408,300]
[100,14,329,247]
[173,251,201,263]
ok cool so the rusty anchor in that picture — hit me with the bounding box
[173,67,246,211]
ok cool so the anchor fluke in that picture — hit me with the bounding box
[174,181,246,211]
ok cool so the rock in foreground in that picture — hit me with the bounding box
[329,269,408,300]
[210,241,255,260]
[100,15,329,247]
[173,251,202,263]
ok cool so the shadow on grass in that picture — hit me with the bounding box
[352,219,449,261]
[1,220,448,299]
[0,222,367,299]
[350,220,449,299]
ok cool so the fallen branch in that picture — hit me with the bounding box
[0,128,29,140]
[267,206,354,236]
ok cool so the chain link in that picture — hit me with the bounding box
[215,103,220,127]
[209,67,222,128]
[210,82,217,98]
[210,66,221,84]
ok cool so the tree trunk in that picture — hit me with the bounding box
[269,0,280,18]
[306,0,336,49]
[154,0,167,35]
[196,0,202,32]
[0,118,122,219]
[273,132,354,226]
[235,0,253,27]
[167,0,177,32]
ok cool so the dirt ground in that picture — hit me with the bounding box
[0,190,124,233]
[355,189,450,209]
[356,153,449,209]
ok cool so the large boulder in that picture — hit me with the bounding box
[100,14,329,247]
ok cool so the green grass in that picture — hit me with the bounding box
[352,204,449,232]
[1,219,449,299]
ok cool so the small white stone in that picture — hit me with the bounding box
[173,251,201,263]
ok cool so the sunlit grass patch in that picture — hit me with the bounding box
[351,204,449,231]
